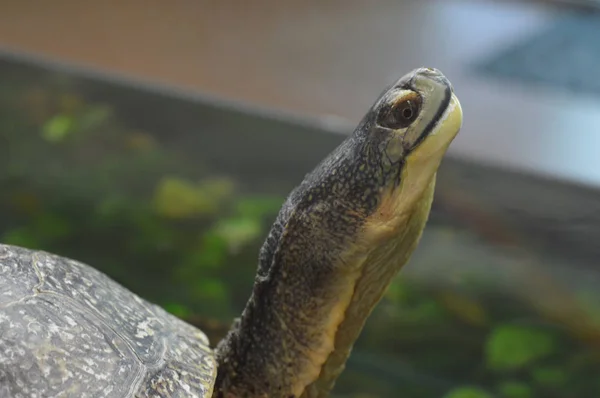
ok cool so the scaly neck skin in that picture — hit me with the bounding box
[212,177,437,398]
[301,177,436,397]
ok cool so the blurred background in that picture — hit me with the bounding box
[1,1,600,397]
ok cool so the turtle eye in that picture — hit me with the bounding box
[379,93,422,130]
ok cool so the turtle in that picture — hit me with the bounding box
[0,67,463,398]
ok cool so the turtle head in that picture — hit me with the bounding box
[352,67,462,212]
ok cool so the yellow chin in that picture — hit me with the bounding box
[413,93,462,159]
[394,93,463,211]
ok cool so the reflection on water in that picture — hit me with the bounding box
[2,56,600,398]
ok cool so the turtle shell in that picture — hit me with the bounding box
[0,244,216,397]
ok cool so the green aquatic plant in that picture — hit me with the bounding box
[485,324,558,372]
[443,386,492,398]
[496,381,532,398]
